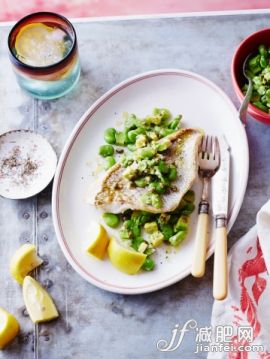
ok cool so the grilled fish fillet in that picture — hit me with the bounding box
[91,128,203,213]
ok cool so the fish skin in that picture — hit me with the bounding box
[92,128,203,214]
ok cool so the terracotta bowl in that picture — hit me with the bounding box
[231,28,270,125]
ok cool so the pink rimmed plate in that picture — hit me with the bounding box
[52,69,248,294]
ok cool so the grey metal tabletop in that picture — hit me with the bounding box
[1,10,270,359]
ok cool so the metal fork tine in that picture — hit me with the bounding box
[212,136,216,159]
[213,136,220,162]
[206,136,212,158]
[201,136,207,154]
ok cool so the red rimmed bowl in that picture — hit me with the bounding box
[231,28,270,125]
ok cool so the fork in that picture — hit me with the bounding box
[191,136,220,278]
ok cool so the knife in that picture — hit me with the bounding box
[212,137,230,300]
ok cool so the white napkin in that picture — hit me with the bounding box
[208,200,270,359]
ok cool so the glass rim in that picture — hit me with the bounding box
[8,11,78,71]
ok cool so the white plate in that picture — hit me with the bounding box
[0,130,57,199]
[52,69,249,294]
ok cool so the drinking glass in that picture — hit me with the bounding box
[8,12,80,100]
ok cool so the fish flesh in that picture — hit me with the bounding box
[91,128,203,213]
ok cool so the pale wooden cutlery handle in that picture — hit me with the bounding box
[191,213,209,278]
[213,226,228,300]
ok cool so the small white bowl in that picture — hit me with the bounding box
[0,130,57,199]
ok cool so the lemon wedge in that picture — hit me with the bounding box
[23,276,59,324]
[108,237,146,275]
[15,23,66,66]
[86,222,109,260]
[10,244,43,285]
[0,308,19,349]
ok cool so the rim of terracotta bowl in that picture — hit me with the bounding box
[231,27,270,125]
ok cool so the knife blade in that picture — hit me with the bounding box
[212,136,230,301]
[212,136,230,222]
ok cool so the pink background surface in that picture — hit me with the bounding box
[0,0,269,21]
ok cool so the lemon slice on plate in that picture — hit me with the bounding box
[10,244,43,285]
[108,237,146,275]
[15,23,66,66]
[0,308,19,349]
[86,222,109,260]
[23,276,59,324]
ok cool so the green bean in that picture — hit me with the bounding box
[153,108,171,120]
[145,247,155,256]
[142,257,155,271]
[137,211,153,225]
[151,193,162,209]
[174,215,189,232]
[115,131,126,146]
[156,138,171,152]
[266,89,270,98]
[149,181,166,194]
[168,165,177,181]
[102,213,120,228]
[136,135,148,148]
[154,126,161,134]
[158,160,169,174]
[141,192,162,209]
[144,115,162,125]
[146,131,158,141]
[136,147,156,159]
[158,213,170,224]
[260,56,268,68]
[178,198,188,211]
[183,190,195,203]
[181,203,195,215]
[127,128,146,144]
[259,44,268,57]
[124,128,130,144]
[135,177,148,188]
[169,231,187,246]
[127,144,136,152]
[125,114,139,130]
[104,128,116,144]
[159,128,174,137]
[121,153,134,167]
[123,219,133,229]
[132,224,141,237]
[99,144,114,157]
[126,130,136,143]
[160,176,170,186]
[127,129,141,143]
[169,214,179,225]
[160,223,174,240]
[168,115,181,130]
[120,228,131,239]
[253,66,263,74]
[131,211,141,221]
[252,101,268,112]
[261,95,268,104]
[248,55,260,68]
[103,156,116,170]
[257,85,266,95]
[131,237,144,251]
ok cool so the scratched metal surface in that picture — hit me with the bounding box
[1,12,270,359]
